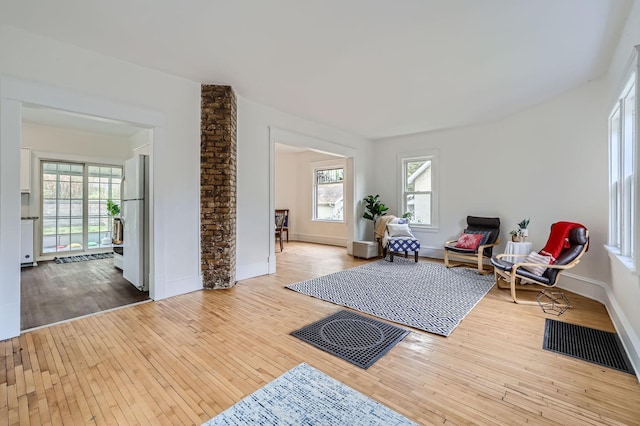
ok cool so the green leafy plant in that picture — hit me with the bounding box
[517,218,530,229]
[107,199,120,217]
[509,229,522,236]
[362,194,389,223]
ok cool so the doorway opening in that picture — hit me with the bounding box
[20,105,153,330]
[270,127,357,274]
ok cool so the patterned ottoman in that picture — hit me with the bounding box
[386,237,420,262]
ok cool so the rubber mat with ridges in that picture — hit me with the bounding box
[543,318,635,375]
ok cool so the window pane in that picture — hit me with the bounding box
[610,107,621,248]
[315,182,343,220]
[42,218,56,236]
[42,161,122,254]
[405,160,430,192]
[316,168,344,184]
[406,193,431,225]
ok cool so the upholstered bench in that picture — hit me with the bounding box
[385,236,420,262]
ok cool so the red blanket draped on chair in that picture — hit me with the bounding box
[539,221,585,263]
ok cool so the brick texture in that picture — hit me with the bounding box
[201,85,237,289]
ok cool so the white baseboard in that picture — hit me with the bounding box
[292,233,347,247]
[419,247,446,259]
[160,274,202,299]
[557,272,608,305]
[535,272,639,382]
[237,261,270,280]
[603,289,640,381]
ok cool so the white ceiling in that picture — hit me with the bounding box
[22,105,147,137]
[0,0,632,139]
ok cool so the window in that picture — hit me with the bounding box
[42,161,122,254]
[313,167,344,221]
[400,151,438,228]
[608,70,636,261]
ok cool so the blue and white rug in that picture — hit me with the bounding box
[202,363,416,425]
[54,252,114,264]
[286,258,494,337]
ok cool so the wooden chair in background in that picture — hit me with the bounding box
[275,209,289,252]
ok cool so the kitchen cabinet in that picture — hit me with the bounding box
[21,219,36,266]
[20,148,31,193]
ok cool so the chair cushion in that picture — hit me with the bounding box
[522,251,552,276]
[490,257,552,285]
[490,257,513,271]
[455,233,483,250]
[445,244,476,254]
[387,237,420,252]
[386,223,414,238]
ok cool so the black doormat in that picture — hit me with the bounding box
[291,310,410,369]
[54,252,114,264]
[543,319,635,375]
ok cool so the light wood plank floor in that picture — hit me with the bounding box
[2,242,639,425]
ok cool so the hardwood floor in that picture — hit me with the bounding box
[20,258,150,330]
[2,242,639,425]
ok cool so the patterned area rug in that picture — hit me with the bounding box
[202,363,416,425]
[54,252,114,264]
[286,258,494,336]
[291,310,409,369]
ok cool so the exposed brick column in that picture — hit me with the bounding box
[201,85,237,289]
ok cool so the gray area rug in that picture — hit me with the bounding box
[291,310,409,369]
[54,252,114,264]
[286,258,495,336]
[202,363,416,426]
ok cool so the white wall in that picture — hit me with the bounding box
[275,151,299,216]
[275,150,348,247]
[374,80,607,280]
[237,97,373,279]
[600,0,640,375]
[0,25,202,340]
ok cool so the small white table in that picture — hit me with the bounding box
[504,241,532,258]
[504,241,533,284]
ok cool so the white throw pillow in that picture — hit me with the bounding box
[386,223,414,238]
[522,251,552,276]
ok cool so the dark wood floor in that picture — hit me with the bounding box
[20,258,150,330]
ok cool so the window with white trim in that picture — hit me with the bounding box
[42,161,122,254]
[313,167,344,221]
[400,151,438,228]
[608,70,636,260]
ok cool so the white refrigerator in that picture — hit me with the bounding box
[122,154,149,291]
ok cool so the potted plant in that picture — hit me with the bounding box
[362,195,389,240]
[510,228,522,242]
[107,199,120,218]
[106,199,121,244]
[518,218,530,240]
[362,195,389,224]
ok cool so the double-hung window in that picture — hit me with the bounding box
[400,151,438,228]
[42,161,122,253]
[608,67,637,263]
[313,167,344,221]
